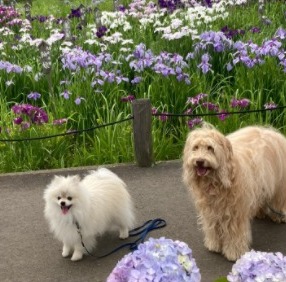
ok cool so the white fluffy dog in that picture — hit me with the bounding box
[183,124,286,261]
[43,168,135,261]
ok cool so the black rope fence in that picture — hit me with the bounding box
[153,105,286,118]
[0,103,285,143]
[0,116,133,142]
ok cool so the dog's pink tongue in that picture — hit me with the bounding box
[197,167,207,176]
[62,207,69,215]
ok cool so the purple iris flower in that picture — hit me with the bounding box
[13,117,23,125]
[250,27,261,33]
[158,0,183,12]
[74,97,84,105]
[261,39,282,56]
[187,93,208,105]
[96,26,108,38]
[275,28,286,40]
[12,104,48,125]
[117,5,126,12]
[198,53,211,74]
[131,76,142,84]
[121,95,135,102]
[202,102,219,112]
[230,98,250,108]
[27,92,41,100]
[217,110,229,121]
[69,8,81,18]
[60,90,71,99]
[0,61,23,73]
[33,109,49,124]
[204,0,212,7]
[187,118,203,129]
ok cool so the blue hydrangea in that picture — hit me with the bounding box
[227,250,286,282]
[107,237,201,282]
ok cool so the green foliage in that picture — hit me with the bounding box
[0,1,285,172]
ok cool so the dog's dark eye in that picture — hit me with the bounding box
[67,196,72,201]
[193,145,198,151]
[57,196,61,200]
[207,146,214,152]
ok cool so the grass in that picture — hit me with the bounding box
[17,0,112,17]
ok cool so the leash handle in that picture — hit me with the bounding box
[99,218,167,257]
[130,218,167,244]
[129,218,166,237]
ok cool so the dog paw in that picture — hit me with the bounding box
[224,252,241,262]
[223,246,249,262]
[260,204,286,223]
[119,228,129,239]
[62,251,70,258]
[71,252,83,261]
[62,245,71,257]
[204,239,221,253]
[267,212,286,223]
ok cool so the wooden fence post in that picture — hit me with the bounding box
[132,99,153,167]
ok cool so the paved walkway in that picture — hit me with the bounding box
[1,160,285,282]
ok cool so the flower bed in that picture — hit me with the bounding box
[0,1,285,172]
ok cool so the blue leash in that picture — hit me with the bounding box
[75,218,167,258]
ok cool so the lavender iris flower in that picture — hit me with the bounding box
[261,39,282,56]
[131,76,142,84]
[275,28,286,40]
[60,90,71,99]
[0,61,23,73]
[27,92,41,100]
[74,97,84,105]
[198,53,211,74]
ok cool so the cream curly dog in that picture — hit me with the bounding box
[182,124,286,261]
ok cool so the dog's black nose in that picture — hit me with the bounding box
[60,201,66,206]
[196,160,205,167]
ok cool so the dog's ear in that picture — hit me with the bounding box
[182,132,196,183]
[183,131,197,161]
[217,136,234,189]
[222,137,233,162]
